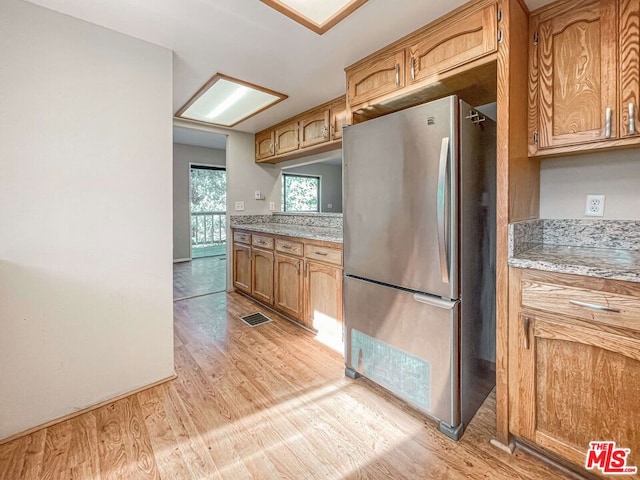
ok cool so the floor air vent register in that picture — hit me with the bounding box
[240,312,273,327]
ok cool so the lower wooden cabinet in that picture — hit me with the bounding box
[251,248,274,305]
[233,243,252,293]
[233,229,343,345]
[274,253,304,321]
[509,268,640,475]
[305,261,343,340]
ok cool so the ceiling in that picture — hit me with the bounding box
[26,0,554,134]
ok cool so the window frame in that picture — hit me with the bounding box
[282,173,321,213]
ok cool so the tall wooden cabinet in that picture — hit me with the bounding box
[509,268,640,475]
[528,0,640,156]
[620,0,640,138]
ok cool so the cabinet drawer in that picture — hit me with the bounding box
[275,238,303,256]
[305,244,342,266]
[252,234,274,250]
[234,231,251,245]
[521,280,640,332]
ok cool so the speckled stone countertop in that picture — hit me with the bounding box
[230,213,343,244]
[509,219,640,283]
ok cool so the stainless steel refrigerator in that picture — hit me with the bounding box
[343,95,496,440]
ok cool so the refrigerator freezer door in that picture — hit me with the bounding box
[343,96,458,299]
[344,276,460,428]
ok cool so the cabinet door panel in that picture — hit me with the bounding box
[330,102,347,141]
[537,0,617,148]
[252,248,274,305]
[233,244,251,293]
[275,121,299,155]
[255,130,274,160]
[408,5,497,84]
[275,254,303,320]
[521,314,640,473]
[620,0,640,137]
[299,109,330,148]
[305,262,343,347]
[347,50,405,107]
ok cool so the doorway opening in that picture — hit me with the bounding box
[190,165,226,259]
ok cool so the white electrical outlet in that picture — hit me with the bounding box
[269,202,275,211]
[254,190,262,200]
[235,201,245,211]
[585,194,605,217]
[327,203,332,209]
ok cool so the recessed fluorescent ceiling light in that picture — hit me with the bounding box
[262,0,367,34]
[176,74,287,127]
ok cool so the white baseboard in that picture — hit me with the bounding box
[173,258,191,263]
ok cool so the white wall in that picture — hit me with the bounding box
[173,144,226,261]
[282,162,343,212]
[540,150,640,220]
[0,0,174,440]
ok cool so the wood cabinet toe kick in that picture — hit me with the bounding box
[232,228,343,343]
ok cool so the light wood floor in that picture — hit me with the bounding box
[0,290,570,479]
[173,256,227,300]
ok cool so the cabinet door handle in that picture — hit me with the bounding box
[270,143,274,155]
[630,103,636,135]
[605,107,612,138]
[395,63,400,86]
[314,251,328,256]
[523,316,531,350]
[323,124,328,138]
[569,300,621,313]
[410,57,415,80]
[282,245,291,250]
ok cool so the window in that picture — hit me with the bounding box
[282,174,320,212]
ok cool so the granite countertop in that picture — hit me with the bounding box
[509,244,640,283]
[232,223,343,244]
[509,219,640,283]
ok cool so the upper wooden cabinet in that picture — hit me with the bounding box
[347,49,405,107]
[529,0,640,156]
[255,130,275,161]
[329,99,347,141]
[620,0,640,138]
[345,0,498,121]
[299,108,330,148]
[255,95,345,164]
[274,120,299,156]
[407,4,497,85]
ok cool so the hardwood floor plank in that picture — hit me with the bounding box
[95,396,160,480]
[137,386,193,480]
[0,430,46,480]
[40,420,73,480]
[67,413,101,480]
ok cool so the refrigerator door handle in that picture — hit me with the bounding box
[413,293,457,309]
[437,136,450,284]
